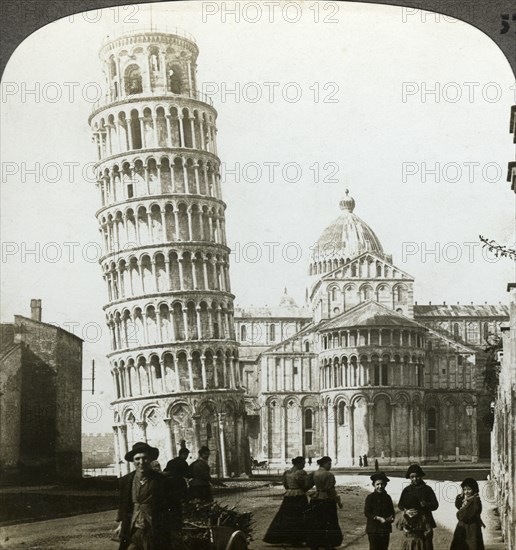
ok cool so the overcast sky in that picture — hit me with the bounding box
[1,1,514,433]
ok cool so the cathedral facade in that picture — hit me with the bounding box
[235,191,508,467]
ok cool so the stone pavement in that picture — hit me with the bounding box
[0,475,506,549]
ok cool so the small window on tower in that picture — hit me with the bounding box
[127,184,134,198]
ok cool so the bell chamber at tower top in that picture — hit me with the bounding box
[89,29,220,182]
[97,30,204,105]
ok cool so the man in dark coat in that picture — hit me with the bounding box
[114,442,172,550]
[188,446,213,501]
[164,441,190,480]
[163,442,190,550]
[398,464,439,550]
[364,472,395,550]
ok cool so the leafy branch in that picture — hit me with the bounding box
[479,235,516,260]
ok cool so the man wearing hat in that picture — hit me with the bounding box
[364,472,395,550]
[114,442,173,550]
[398,464,439,550]
[188,446,213,502]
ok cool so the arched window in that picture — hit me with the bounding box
[381,363,388,385]
[304,408,314,446]
[168,65,183,94]
[240,325,247,341]
[374,362,380,386]
[483,322,489,340]
[453,323,460,338]
[416,364,423,386]
[270,324,276,342]
[305,341,310,352]
[125,64,143,95]
[331,287,337,301]
[427,407,437,444]
[206,423,212,439]
[338,402,345,425]
[305,408,313,429]
[362,286,373,301]
[154,362,162,379]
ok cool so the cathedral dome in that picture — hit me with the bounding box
[310,189,384,275]
[279,287,297,307]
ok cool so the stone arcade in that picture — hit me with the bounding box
[89,27,248,476]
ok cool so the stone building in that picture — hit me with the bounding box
[82,432,115,470]
[89,27,249,476]
[491,105,516,548]
[0,300,83,481]
[236,191,508,467]
[492,284,516,549]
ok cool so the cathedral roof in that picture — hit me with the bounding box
[235,288,310,319]
[321,300,420,331]
[414,304,509,318]
[310,189,384,270]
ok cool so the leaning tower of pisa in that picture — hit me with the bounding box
[88,27,249,476]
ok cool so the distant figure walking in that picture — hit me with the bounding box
[359,456,364,467]
[165,440,190,479]
[398,464,439,550]
[375,459,379,472]
[308,456,313,467]
[188,446,213,502]
[163,442,190,550]
[363,454,369,467]
[450,478,485,550]
[306,456,343,550]
[364,472,395,550]
[263,456,310,546]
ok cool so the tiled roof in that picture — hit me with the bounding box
[321,301,420,330]
[235,306,311,319]
[414,304,509,318]
[238,346,270,362]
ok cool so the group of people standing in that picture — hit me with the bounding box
[114,441,213,550]
[264,459,485,550]
[264,456,343,550]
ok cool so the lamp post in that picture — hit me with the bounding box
[465,406,474,462]
[92,450,97,475]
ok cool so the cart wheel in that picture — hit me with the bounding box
[224,530,248,550]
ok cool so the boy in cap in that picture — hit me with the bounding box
[364,472,395,550]
[398,464,439,550]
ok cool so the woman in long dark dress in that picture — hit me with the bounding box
[263,456,310,546]
[450,478,485,550]
[398,464,439,550]
[364,472,395,550]
[306,456,343,550]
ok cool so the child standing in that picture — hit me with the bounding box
[450,478,485,550]
[364,472,395,550]
[396,509,432,550]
